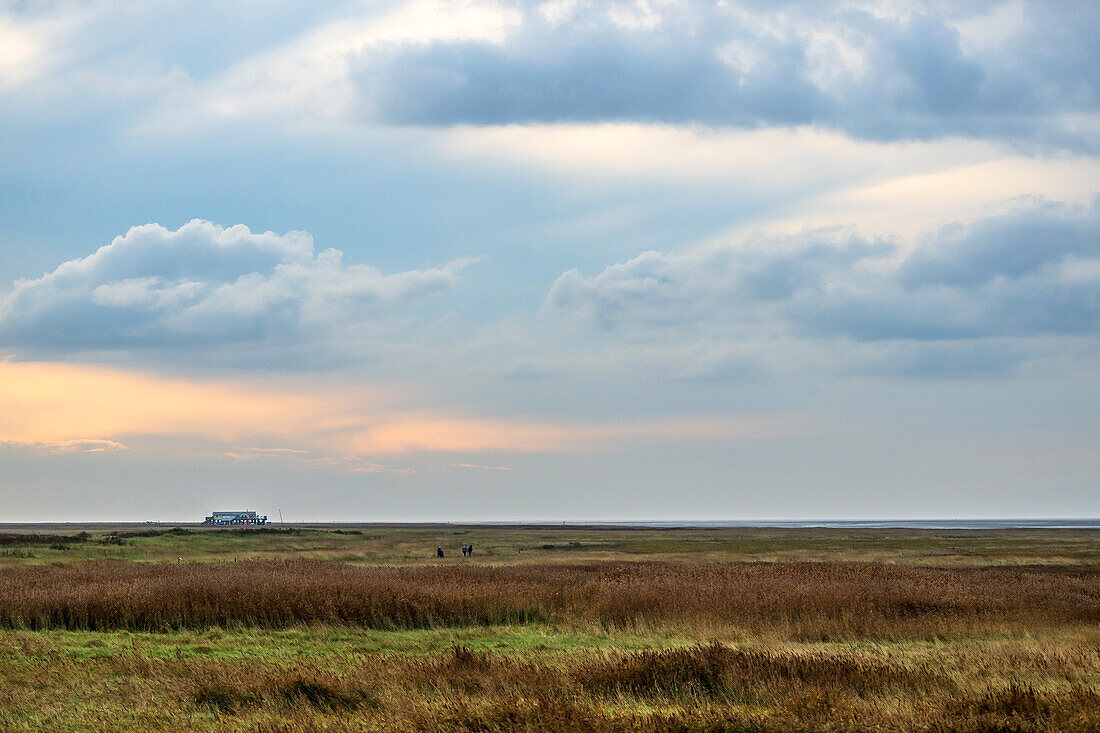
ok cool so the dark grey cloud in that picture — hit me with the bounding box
[0,220,469,357]
[358,7,824,127]
[546,198,1100,355]
[899,201,1100,287]
[353,0,1100,148]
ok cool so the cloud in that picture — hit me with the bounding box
[138,0,522,133]
[453,462,512,471]
[6,0,1098,149]
[2,438,130,455]
[546,198,1100,370]
[898,203,1100,288]
[337,414,784,454]
[776,153,1100,242]
[548,234,891,332]
[0,219,470,361]
[0,360,346,447]
[0,360,784,463]
[350,0,1100,148]
[221,447,402,474]
[438,124,1007,188]
[0,17,45,91]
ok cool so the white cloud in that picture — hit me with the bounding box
[438,124,1005,186]
[0,2,194,106]
[6,0,1099,152]
[434,124,1100,243]
[781,156,1100,243]
[0,21,42,90]
[141,0,522,133]
[546,198,1100,375]
[344,0,1100,149]
[0,219,470,361]
[2,438,129,454]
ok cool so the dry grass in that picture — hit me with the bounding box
[1,559,1097,639]
[573,642,959,695]
[6,641,1095,732]
[2,531,1098,730]
[194,645,1100,731]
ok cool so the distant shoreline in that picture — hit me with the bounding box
[1,519,1099,530]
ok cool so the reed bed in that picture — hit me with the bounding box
[2,554,1099,731]
[2,559,1097,636]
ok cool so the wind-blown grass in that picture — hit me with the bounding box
[1,559,1097,636]
[2,529,1098,731]
[8,638,1095,732]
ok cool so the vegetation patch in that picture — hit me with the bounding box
[0,527,1097,731]
[191,673,378,715]
[0,559,1097,634]
[575,643,956,697]
[114,527,195,539]
[0,532,89,546]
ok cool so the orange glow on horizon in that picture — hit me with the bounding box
[0,360,784,461]
[0,360,340,446]
[344,415,780,454]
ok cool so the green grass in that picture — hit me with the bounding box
[2,524,1098,566]
[3,625,698,662]
[2,623,1098,731]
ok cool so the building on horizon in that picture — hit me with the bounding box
[203,510,267,526]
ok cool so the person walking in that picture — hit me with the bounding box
[467,543,474,557]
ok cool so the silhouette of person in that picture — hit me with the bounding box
[436,546,444,558]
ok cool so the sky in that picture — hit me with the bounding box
[1,0,1098,522]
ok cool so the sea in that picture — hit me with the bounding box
[548,519,1100,529]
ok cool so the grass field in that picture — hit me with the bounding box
[0,525,1097,731]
